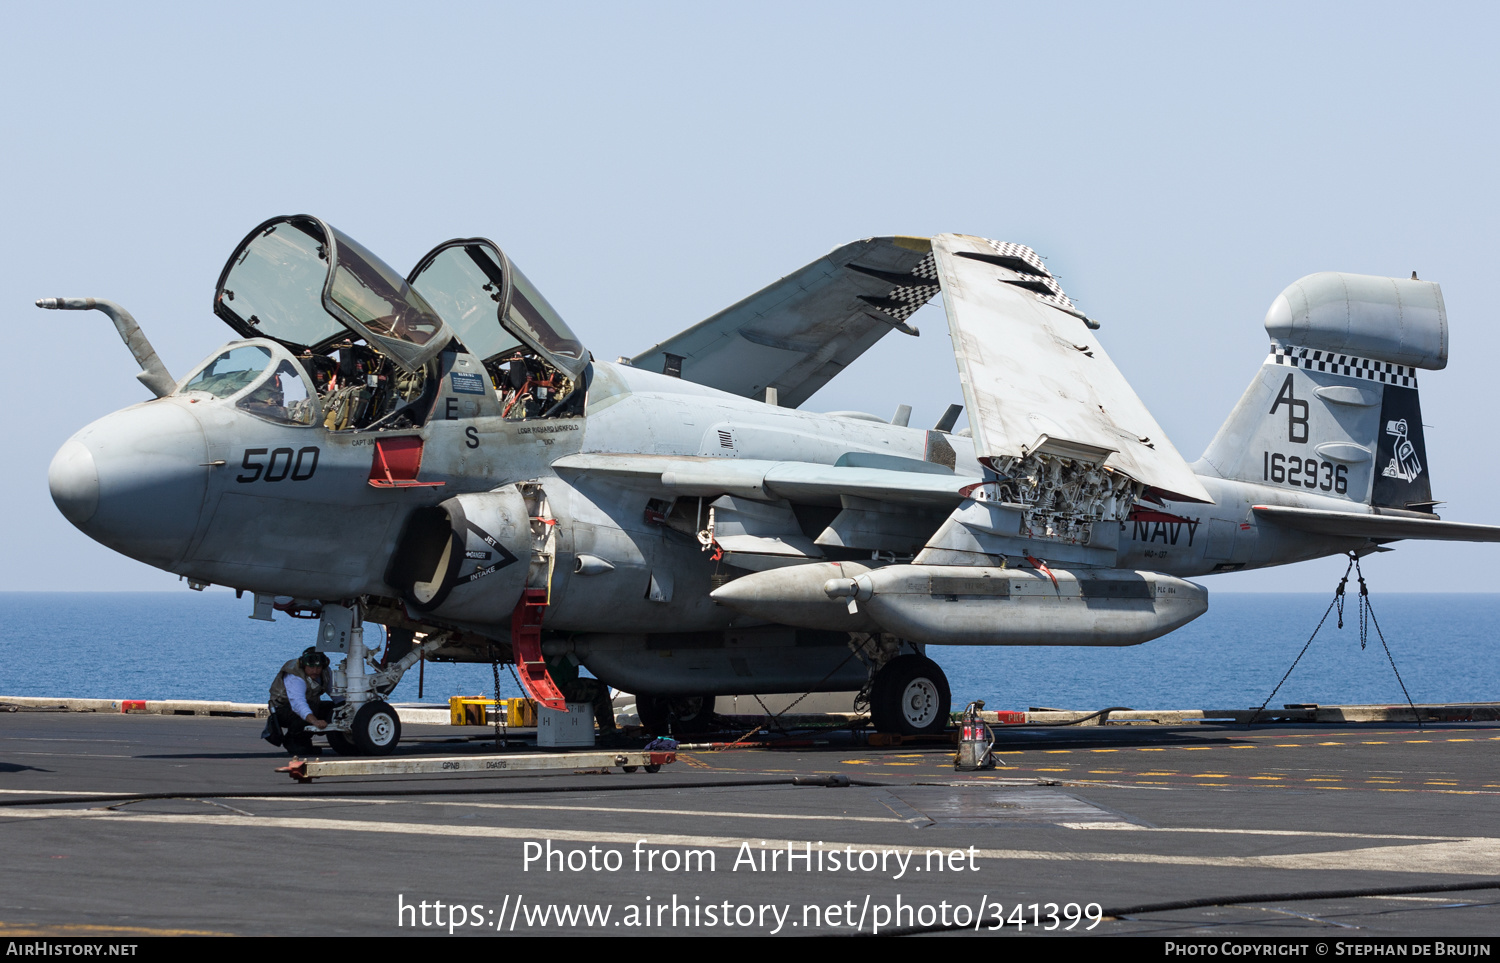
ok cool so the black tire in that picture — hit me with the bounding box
[351,700,402,755]
[326,731,359,756]
[872,655,951,736]
[635,695,669,733]
[866,672,894,733]
[635,694,715,736]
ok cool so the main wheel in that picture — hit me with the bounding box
[873,655,951,736]
[635,694,715,736]
[351,700,402,755]
[865,672,892,732]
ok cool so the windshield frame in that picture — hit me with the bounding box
[175,338,322,426]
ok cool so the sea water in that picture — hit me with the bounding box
[0,592,1494,712]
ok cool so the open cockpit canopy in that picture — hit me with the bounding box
[214,215,453,373]
[407,237,587,379]
[208,216,589,429]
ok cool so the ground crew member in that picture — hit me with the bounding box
[268,647,340,755]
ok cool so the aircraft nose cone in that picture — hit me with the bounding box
[53,401,210,567]
[48,439,99,526]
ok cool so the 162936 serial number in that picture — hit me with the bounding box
[1263,451,1347,493]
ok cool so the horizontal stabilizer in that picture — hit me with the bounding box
[1252,505,1500,542]
[630,237,938,408]
[933,235,1209,503]
[551,453,979,507]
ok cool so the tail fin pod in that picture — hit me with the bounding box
[1198,272,1447,511]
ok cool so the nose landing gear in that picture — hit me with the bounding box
[317,601,441,755]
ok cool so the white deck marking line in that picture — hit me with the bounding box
[9,809,1500,876]
[420,801,897,823]
[229,797,897,822]
[0,789,141,796]
[51,794,1468,838]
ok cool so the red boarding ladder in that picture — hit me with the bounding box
[510,482,566,710]
[511,588,566,710]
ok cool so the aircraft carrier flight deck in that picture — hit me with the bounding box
[3,705,1499,938]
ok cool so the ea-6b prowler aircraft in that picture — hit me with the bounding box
[44,216,1500,751]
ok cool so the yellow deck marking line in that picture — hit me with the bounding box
[1069,825,1465,841]
[15,809,1500,876]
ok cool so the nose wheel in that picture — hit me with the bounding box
[324,701,401,756]
[351,700,402,755]
[869,655,951,736]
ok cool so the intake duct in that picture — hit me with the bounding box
[387,488,531,623]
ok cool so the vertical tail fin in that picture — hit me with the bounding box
[1198,272,1445,511]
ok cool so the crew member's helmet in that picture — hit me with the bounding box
[298,646,330,670]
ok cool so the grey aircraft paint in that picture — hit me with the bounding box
[41,224,1500,737]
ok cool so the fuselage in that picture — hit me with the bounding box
[52,342,1364,626]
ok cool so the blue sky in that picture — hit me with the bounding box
[6,2,1498,591]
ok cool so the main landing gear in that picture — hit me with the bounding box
[635,693,716,736]
[868,654,951,736]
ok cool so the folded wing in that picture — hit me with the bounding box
[630,237,937,408]
[933,234,1210,504]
